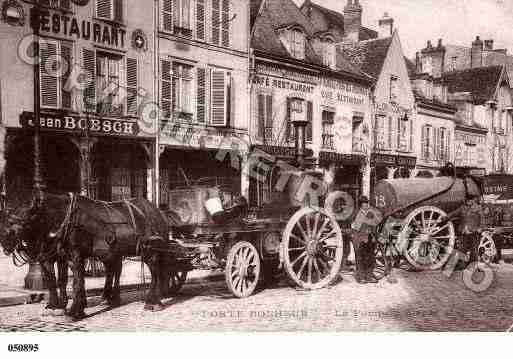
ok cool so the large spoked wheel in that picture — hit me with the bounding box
[373,242,391,280]
[225,241,261,298]
[400,206,456,271]
[478,231,497,264]
[168,271,188,295]
[282,207,343,290]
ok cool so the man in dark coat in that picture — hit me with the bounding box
[351,196,378,284]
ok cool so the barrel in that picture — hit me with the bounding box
[372,176,482,218]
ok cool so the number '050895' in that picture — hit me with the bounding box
[7,344,39,352]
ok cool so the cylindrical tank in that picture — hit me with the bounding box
[372,176,482,217]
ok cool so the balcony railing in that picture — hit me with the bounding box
[322,134,334,150]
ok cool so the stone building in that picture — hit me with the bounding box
[249,0,374,205]
[0,0,157,205]
[156,0,251,207]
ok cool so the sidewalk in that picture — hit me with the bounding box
[0,253,222,308]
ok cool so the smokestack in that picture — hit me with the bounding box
[471,36,483,68]
[378,12,393,38]
[344,0,362,43]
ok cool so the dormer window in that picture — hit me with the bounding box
[289,29,305,60]
[322,38,336,69]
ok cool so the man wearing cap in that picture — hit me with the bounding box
[350,196,378,284]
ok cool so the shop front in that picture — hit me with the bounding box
[4,110,152,206]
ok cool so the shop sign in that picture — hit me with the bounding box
[256,63,318,85]
[375,102,412,117]
[37,9,127,48]
[482,175,513,198]
[371,153,416,167]
[252,75,314,94]
[19,111,139,136]
[319,151,364,165]
[253,145,314,158]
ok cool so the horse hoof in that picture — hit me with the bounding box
[144,304,164,312]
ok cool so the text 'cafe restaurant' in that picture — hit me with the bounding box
[1,2,155,205]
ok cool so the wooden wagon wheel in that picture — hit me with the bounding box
[225,241,261,298]
[373,242,391,280]
[282,207,343,290]
[400,206,455,271]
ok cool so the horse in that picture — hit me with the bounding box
[0,192,176,320]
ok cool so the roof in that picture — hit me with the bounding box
[250,0,265,30]
[251,0,372,81]
[442,65,504,104]
[404,57,416,77]
[413,89,457,113]
[341,37,393,78]
[300,0,377,42]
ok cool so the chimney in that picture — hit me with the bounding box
[484,39,494,51]
[344,0,362,43]
[378,12,394,38]
[471,36,483,68]
[420,39,446,77]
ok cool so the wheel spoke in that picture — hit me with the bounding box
[431,223,449,235]
[307,258,313,284]
[316,217,330,240]
[305,214,312,238]
[291,251,307,267]
[317,256,329,274]
[290,233,306,245]
[297,255,309,279]
[296,221,309,242]
[312,213,320,239]
[288,246,306,252]
[312,257,321,280]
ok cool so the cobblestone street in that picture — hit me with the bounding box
[1,263,513,332]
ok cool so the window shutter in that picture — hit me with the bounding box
[221,0,230,47]
[39,40,59,108]
[285,98,291,142]
[387,116,393,149]
[306,100,313,142]
[212,0,220,45]
[114,0,123,22]
[96,0,112,19]
[265,95,273,128]
[61,42,72,109]
[196,0,206,41]
[161,59,172,120]
[257,94,265,138]
[126,57,138,115]
[162,0,174,32]
[421,126,427,159]
[446,131,450,161]
[210,69,227,126]
[196,67,207,123]
[82,48,96,112]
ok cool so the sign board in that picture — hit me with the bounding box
[20,111,140,136]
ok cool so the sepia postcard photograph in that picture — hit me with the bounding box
[0,0,512,353]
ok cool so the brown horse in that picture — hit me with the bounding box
[0,192,176,320]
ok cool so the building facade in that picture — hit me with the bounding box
[157,0,250,208]
[249,0,374,206]
[1,0,157,205]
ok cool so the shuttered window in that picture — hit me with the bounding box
[212,0,230,47]
[161,59,172,120]
[97,0,122,22]
[196,0,206,41]
[306,100,313,142]
[285,98,292,142]
[40,40,59,108]
[196,67,207,123]
[82,48,96,112]
[210,69,228,126]
[96,53,123,115]
[257,93,273,140]
[172,63,194,117]
[40,39,73,109]
[421,125,432,160]
[126,57,138,115]
[162,0,174,32]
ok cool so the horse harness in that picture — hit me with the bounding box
[51,193,148,255]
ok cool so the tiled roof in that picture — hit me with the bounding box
[341,37,393,78]
[442,65,504,104]
[251,0,322,65]
[404,57,416,77]
[412,89,457,113]
[301,0,377,42]
[250,0,265,30]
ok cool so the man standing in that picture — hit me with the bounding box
[351,196,378,284]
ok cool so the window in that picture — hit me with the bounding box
[286,98,305,142]
[322,110,335,150]
[39,39,72,109]
[390,76,399,103]
[374,115,388,150]
[322,39,336,68]
[81,49,137,116]
[96,52,123,115]
[257,93,273,141]
[96,0,123,22]
[397,116,409,152]
[289,29,305,60]
[172,63,194,118]
[450,56,457,71]
[421,125,433,160]
[212,0,230,47]
[422,56,432,74]
[437,127,449,161]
